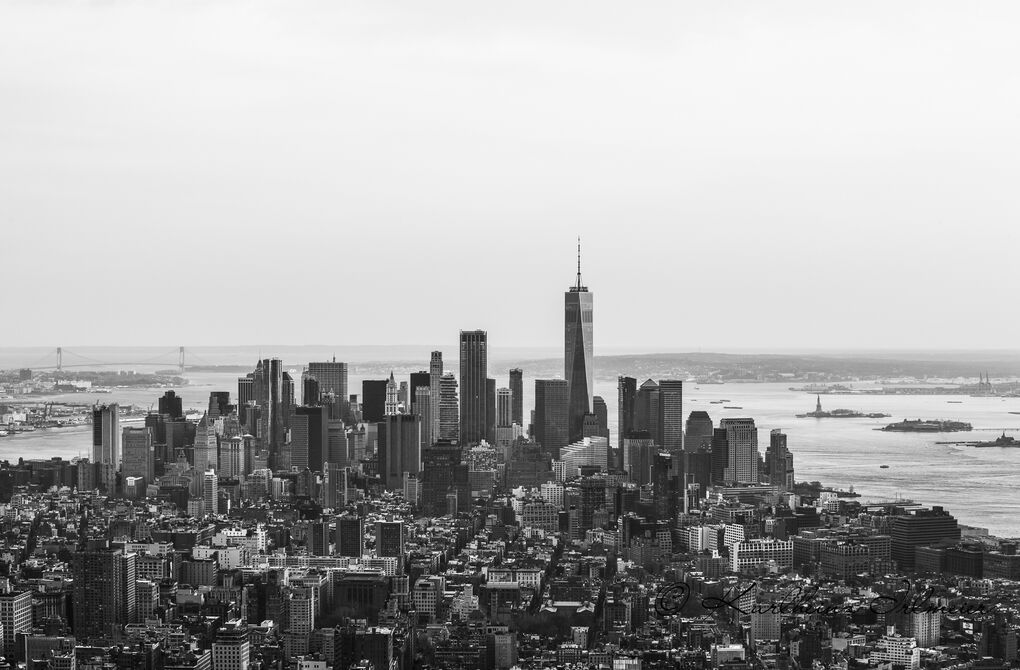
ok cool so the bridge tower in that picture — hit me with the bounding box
[56,347,62,372]
[179,346,185,375]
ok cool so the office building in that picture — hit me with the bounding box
[376,520,405,567]
[429,351,443,449]
[623,432,655,486]
[534,379,569,458]
[686,411,714,449]
[720,417,759,484]
[496,387,512,427]
[459,330,488,445]
[890,507,961,570]
[413,385,432,449]
[92,403,120,467]
[658,380,684,453]
[377,414,422,491]
[565,245,594,442]
[634,380,660,444]
[158,390,183,419]
[307,359,347,403]
[509,368,524,427]
[292,405,328,472]
[72,548,136,643]
[485,377,496,444]
[764,429,795,492]
[121,426,154,485]
[384,372,400,416]
[212,619,250,670]
[336,513,364,557]
[409,371,430,413]
[0,591,31,660]
[361,380,388,423]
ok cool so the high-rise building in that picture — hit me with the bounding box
[194,414,216,475]
[634,380,660,445]
[565,243,594,443]
[121,426,154,485]
[891,507,961,570]
[617,376,637,446]
[592,396,609,441]
[409,371,430,413]
[439,373,459,441]
[764,429,795,491]
[421,441,470,515]
[208,391,232,418]
[361,380,388,423]
[413,386,432,449]
[307,359,348,403]
[293,405,328,472]
[686,411,714,444]
[459,330,488,445]
[72,548,136,643]
[336,513,364,557]
[0,591,31,660]
[720,418,759,484]
[658,380,684,453]
[384,372,400,416]
[212,619,250,670]
[496,387,512,427]
[485,377,496,444]
[376,520,405,567]
[158,391,183,420]
[429,352,443,448]
[509,368,524,427]
[203,470,218,516]
[623,431,655,486]
[301,373,320,406]
[92,403,120,467]
[377,414,422,491]
[248,358,289,470]
[534,379,569,459]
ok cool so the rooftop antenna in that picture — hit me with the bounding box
[576,236,583,289]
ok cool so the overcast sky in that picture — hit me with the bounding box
[3,1,1019,351]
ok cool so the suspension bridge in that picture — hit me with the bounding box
[14,347,215,374]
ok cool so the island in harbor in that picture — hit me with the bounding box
[796,395,890,419]
[880,418,973,433]
[938,432,1020,448]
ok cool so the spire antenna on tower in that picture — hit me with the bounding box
[576,236,582,289]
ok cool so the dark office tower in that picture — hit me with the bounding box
[308,359,348,401]
[293,406,328,473]
[485,377,496,444]
[208,391,232,419]
[361,380,388,423]
[121,426,154,485]
[158,391,184,420]
[409,371,430,413]
[764,429,795,492]
[658,380,684,453]
[617,376,637,446]
[496,387,512,427]
[710,428,729,484]
[376,520,405,566]
[429,352,443,447]
[377,414,422,490]
[92,403,120,467]
[565,243,594,443]
[302,374,320,406]
[651,452,676,522]
[237,376,254,424]
[890,507,961,570]
[509,368,524,427]
[534,379,569,459]
[686,411,714,443]
[720,417,758,484]
[623,431,655,485]
[252,358,286,467]
[72,548,136,643]
[336,513,364,557]
[282,370,295,429]
[459,330,488,445]
[593,395,609,439]
[421,440,470,515]
[439,373,460,441]
[634,379,661,444]
[686,444,713,499]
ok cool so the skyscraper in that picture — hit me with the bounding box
[384,372,400,415]
[121,426,154,485]
[361,379,388,423]
[509,368,523,427]
[439,373,460,441]
[565,242,594,443]
[617,376,637,446]
[485,377,496,444]
[92,403,120,467]
[376,520,405,566]
[72,547,136,643]
[0,591,31,660]
[377,414,422,490]
[720,417,759,484]
[307,359,348,403]
[764,429,795,492]
[409,371,430,413]
[534,379,569,458]
[429,351,443,448]
[293,405,328,472]
[212,619,251,670]
[496,387,512,427]
[336,513,364,557]
[459,330,488,445]
[413,385,432,449]
[658,380,684,453]
[158,390,183,419]
[634,380,660,444]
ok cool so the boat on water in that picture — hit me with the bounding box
[880,465,889,468]
[947,401,963,404]
[724,406,743,409]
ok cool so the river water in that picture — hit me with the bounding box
[4,367,1020,537]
